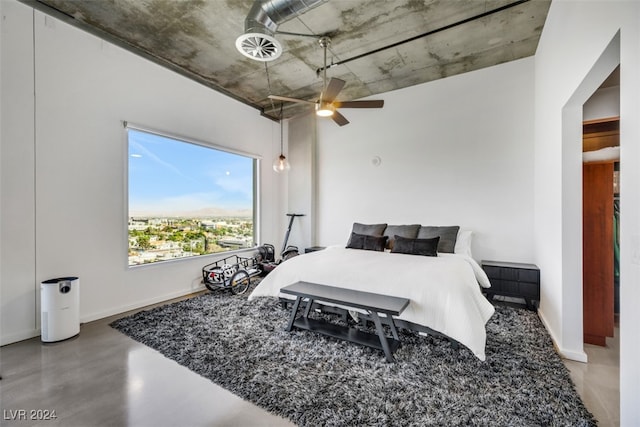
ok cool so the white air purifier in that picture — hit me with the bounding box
[41,277,80,342]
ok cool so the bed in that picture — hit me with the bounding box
[248,224,495,361]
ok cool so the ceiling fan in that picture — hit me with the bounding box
[268,37,384,126]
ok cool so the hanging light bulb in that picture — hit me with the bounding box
[273,153,290,172]
[273,104,290,173]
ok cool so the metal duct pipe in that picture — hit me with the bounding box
[236,0,328,61]
[245,0,328,33]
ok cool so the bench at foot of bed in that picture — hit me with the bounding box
[280,281,410,363]
[278,296,462,353]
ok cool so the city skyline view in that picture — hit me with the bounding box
[128,129,254,217]
[127,129,255,265]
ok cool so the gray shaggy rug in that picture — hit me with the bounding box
[110,291,595,427]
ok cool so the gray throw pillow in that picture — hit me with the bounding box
[391,235,439,257]
[383,224,421,249]
[417,226,460,253]
[346,232,387,252]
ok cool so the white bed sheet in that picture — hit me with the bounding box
[249,246,496,361]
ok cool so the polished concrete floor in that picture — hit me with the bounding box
[0,298,295,427]
[564,328,620,427]
[0,299,619,427]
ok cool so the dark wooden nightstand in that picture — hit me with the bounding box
[481,260,540,310]
[304,246,326,253]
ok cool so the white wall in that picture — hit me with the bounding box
[584,85,620,121]
[534,1,640,423]
[1,0,37,345]
[0,1,282,344]
[287,114,317,251]
[311,57,536,263]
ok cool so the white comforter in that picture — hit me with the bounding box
[249,246,496,361]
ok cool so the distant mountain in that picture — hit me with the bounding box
[130,207,252,218]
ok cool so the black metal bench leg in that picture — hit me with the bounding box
[387,315,400,341]
[285,296,303,332]
[370,311,394,363]
[303,298,314,317]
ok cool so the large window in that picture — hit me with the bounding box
[127,127,256,266]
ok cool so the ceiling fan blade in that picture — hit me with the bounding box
[322,78,346,103]
[331,110,350,127]
[268,95,316,105]
[334,100,384,109]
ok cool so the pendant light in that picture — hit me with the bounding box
[273,104,290,173]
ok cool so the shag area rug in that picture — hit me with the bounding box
[111,291,595,426]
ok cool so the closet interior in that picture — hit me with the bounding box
[582,117,619,346]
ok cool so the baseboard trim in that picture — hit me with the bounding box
[0,328,40,346]
[558,348,588,363]
[80,285,207,324]
[537,307,588,363]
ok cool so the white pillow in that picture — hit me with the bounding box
[454,229,473,258]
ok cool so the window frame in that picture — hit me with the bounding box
[124,122,261,268]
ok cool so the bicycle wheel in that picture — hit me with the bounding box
[204,280,218,292]
[203,270,221,292]
[229,270,250,295]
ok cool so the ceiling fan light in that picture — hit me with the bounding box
[316,109,334,117]
[316,102,334,117]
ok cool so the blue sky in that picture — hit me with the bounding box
[128,129,254,216]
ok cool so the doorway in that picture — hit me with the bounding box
[566,61,621,427]
[559,31,621,426]
[582,110,619,346]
